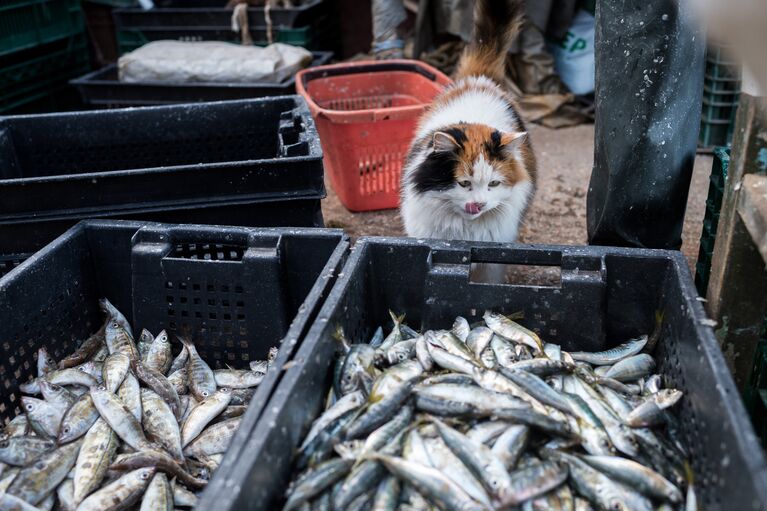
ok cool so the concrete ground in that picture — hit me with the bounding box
[321,123,712,273]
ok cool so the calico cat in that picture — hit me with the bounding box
[400,0,536,244]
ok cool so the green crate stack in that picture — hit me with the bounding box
[0,0,84,57]
[117,25,315,54]
[695,147,730,296]
[117,16,334,55]
[0,0,90,113]
[0,35,90,113]
[699,46,741,148]
[87,0,137,6]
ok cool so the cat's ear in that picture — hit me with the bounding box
[500,131,528,154]
[432,131,460,152]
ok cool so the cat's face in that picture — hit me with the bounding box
[411,123,532,218]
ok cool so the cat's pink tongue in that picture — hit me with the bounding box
[465,203,481,215]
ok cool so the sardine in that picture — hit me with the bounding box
[73,418,118,506]
[183,417,242,457]
[77,467,155,511]
[58,394,100,444]
[0,437,55,467]
[110,449,208,489]
[59,322,107,369]
[180,337,216,401]
[91,386,152,451]
[144,330,172,376]
[140,388,185,463]
[181,388,232,447]
[103,353,131,393]
[569,336,648,365]
[6,438,82,505]
[140,472,174,511]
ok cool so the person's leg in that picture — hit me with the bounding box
[587,0,705,249]
[372,0,407,59]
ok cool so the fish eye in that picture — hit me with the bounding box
[112,321,119,328]
[458,180,471,188]
[344,374,352,381]
[202,391,209,397]
[489,180,501,187]
[25,403,34,411]
[63,426,70,433]
[141,471,150,480]
[35,461,45,469]
[0,440,8,448]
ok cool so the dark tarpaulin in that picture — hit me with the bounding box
[587,0,705,249]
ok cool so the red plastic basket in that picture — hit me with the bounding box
[296,60,452,211]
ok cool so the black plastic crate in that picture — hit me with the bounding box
[0,96,326,251]
[0,219,348,502]
[200,238,767,511]
[71,52,333,107]
[114,0,326,29]
[115,18,331,54]
[0,195,324,258]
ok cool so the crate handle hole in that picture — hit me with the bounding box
[469,263,562,287]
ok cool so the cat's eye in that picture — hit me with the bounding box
[458,180,471,188]
[489,180,501,187]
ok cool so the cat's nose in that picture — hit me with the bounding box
[465,202,486,214]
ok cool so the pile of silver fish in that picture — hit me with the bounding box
[0,298,274,511]
[284,311,695,511]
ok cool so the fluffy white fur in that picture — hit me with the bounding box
[400,77,534,243]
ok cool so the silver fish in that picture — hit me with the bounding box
[140,472,174,511]
[144,330,172,375]
[77,467,156,511]
[90,386,152,451]
[604,354,656,382]
[6,438,82,505]
[368,453,486,511]
[569,336,648,365]
[73,418,118,506]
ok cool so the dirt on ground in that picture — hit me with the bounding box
[321,123,712,272]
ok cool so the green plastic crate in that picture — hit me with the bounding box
[699,46,741,148]
[86,0,137,6]
[695,147,730,296]
[0,0,84,57]
[117,24,320,54]
[0,35,90,113]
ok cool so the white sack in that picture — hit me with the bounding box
[118,41,313,84]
